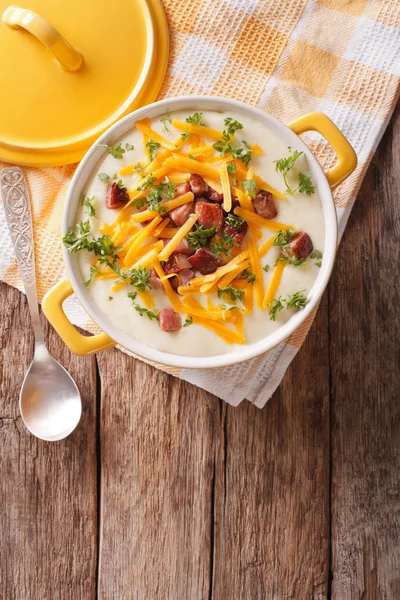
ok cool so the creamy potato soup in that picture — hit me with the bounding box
[64,110,325,357]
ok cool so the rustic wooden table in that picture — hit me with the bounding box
[1,105,399,600]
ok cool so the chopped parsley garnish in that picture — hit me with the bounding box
[273,229,294,250]
[218,286,245,303]
[137,174,157,192]
[84,263,100,287]
[242,269,256,284]
[212,131,232,156]
[160,113,172,132]
[116,180,125,189]
[134,163,144,174]
[224,117,243,136]
[81,194,96,218]
[263,264,270,272]
[125,143,134,152]
[183,316,193,327]
[63,223,122,266]
[267,290,309,320]
[98,172,116,183]
[211,235,235,257]
[311,249,323,267]
[146,139,161,161]
[230,140,252,167]
[187,224,217,249]
[98,143,125,159]
[274,147,315,196]
[188,153,197,161]
[127,291,159,320]
[225,213,244,229]
[286,290,308,310]
[180,132,191,142]
[186,112,205,126]
[267,297,285,321]
[112,265,151,292]
[298,172,315,196]
[156,180,176,199]
[146,188,168,213]
[109,296,113,301]
[227,160,237,177]
[276,254,307,267]
[242,178,257,198]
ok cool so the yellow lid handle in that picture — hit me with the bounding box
[42,278,115,356]
[288,112,357,190]
[2,5,83,72]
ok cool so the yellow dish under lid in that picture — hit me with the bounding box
[0,0,169,166]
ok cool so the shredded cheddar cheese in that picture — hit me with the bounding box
[263,261,286,308]
[220,162,232,212]
[153,259,182,312]
[123,216,162,266]
[234,207,295,232]
[158,214,198,261]
[248,237,264,309]
[171,119,224,142]
[136,120,177,151]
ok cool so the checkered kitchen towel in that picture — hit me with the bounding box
[1,0,399,407]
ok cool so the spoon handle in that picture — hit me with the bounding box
[1,167,44,345]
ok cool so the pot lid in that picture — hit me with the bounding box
[0,0,169,166]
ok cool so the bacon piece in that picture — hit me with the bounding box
[189,174,208,197]
[188,248,220,275]
[149,269,163,290]
[174,181,191,197]
[178,269,195,287]
[163,253,192,275]
[169,201,195,227]
[252,190,277,219]
[161,237,193,256]
[159,308,182,332]
[106,182,129,209]
[285,231,313,260]
[195,201,223,231]
[224,220,248,247]
[205,185,223,203]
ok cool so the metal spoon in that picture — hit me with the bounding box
[1,166,81,441]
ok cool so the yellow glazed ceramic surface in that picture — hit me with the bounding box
[0,0,169,166]
[42,104,357,360]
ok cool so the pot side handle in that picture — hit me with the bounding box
[288,112,357,190]
[42,277,115,356]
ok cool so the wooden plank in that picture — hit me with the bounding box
[96,349,219,599]
[0,283,98,600]
[212,298,330,599]
[330,104,400,598]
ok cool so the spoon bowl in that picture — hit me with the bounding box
[20,347,82,441]
[1,166,82,441]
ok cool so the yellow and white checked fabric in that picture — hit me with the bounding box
[1,0,399,407]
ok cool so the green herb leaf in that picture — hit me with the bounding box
[125,143,134,152]
[263,264,270,272]
[242,178,258,198]
[273,229,294,250]
[242,269,256,284]
[99,143,125,159]
[146,139,161,162]
[84,263,100,287]
[128,291,159,320]
[134,163,144,174]
[227,161,237,176]
[188,153,197,161]
[218,286,245,303]
[224,117,243,136]
[267,297,285,321]
[180,132,191,143]
[186,112,204,126]
[155,180,176,199]
[160,113,172,132]
[231,140,253,167]
[298,172,315,196]
[109,296,113,301]
[128,267,151,292]
[276,254,307,267]
[146,188,167,213]
[187,224,217,249]
[137,174,157,192]
[225,213,244,229]
[211,235,235,257]
[116,180,125,189]
[183,316,193,327]
[311,249,323,267]
[98,172,116,183]
[285,290,308,309]
[81,195,96,218]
